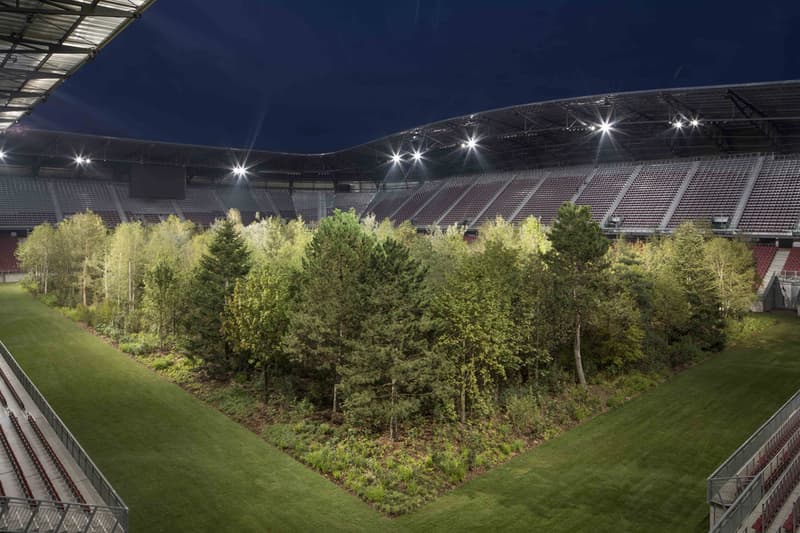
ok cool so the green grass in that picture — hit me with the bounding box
[0,285,387,532]
[1,283,799,532]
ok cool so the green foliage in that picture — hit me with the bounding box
[184,218,251,373]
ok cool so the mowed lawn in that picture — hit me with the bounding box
[0,284,387,532]
[1,284,799,532]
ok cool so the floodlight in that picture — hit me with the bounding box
[466,137,478,150]
[690,118,700,127]
[598,120,612,134]
[391,153,403,164]
[84,158,91,164]
[588,125,596,131]
[233,164,247,177]
[74,155,87,165]
[412,150,422,162]
[673,120,684,130]
[0,150,5,160]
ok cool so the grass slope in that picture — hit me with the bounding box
[0,284,798,532]
[0,285,387,532]
[398,314,800,532]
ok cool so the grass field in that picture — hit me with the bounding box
[0,283,798,532]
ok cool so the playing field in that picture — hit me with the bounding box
[0,283,797,532]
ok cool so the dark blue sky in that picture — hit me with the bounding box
[22,0,800,153]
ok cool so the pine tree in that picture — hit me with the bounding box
[184,218,250,373]
[339,238,431,438]
[546,202,609,387]
[283,210,374,414]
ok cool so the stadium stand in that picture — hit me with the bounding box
[708,390,800,533]
[513,169,587,224]
[611,161,693,230]
[114,184,176,224]
[334,192,376,217]
[0,177,57,228]
[574,164,638,222]
[666,157,755,229]
[391,181,445,223]
[51,179,121,227]
[175,187,225,226]
[216,186,261,225]
[438,174,509,227]
[292,190,330,223]
[263,189,296,220]
[739,156,800,234]
[365,188,417,221]
[783,248,800,275]
[753,246,779,281]
[473,172,543,227]
[0,234,19,273]
[413,176,475,226]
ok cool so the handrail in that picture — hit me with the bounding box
[0,340,128,532]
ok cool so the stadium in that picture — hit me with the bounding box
[1,2,800,533]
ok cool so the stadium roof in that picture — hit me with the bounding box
[0,0,156,132]
[3,79,800,182]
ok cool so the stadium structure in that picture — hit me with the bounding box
[1,3,800,533]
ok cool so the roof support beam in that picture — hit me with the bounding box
[0,2,138,18]
[660,93,731,152]
[0,35,97,55]
[0,67,66,80]
[726,89,781,149]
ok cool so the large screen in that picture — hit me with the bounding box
[129,165,186,200]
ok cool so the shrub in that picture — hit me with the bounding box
[506,392,547,438]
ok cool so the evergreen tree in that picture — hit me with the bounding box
[339,238,431,438]
[184,218,250,372]
[283,210,374,414]
[546,203,609,386]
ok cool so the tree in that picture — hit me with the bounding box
[705,237,757,317]
[670,222,726,351]
[59,212,107,306]
[283,210,374,414]
[184,218,251,372]
[339,238,431,438]
[432,242,518,423]
[143,259,179,350]
[16,223,57,295]
[104,221,146,328]
[546,203,610,387]
[224,264,290,399]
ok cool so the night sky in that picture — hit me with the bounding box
[22,0,800,153]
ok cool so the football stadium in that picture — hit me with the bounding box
[1,2,800,532]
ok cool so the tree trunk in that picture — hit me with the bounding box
[332,382,338,415]
[264,361,269,403]
[390,379,397,441]
[574,311,587,387]
[82,260,88,306]
[459,379,467,424]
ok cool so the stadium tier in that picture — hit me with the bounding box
[708,389,800,533]
[0,153,799,238]
[0,341,127,531]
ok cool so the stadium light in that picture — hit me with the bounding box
[412,150,422,162]
[390,152,403,164]
[0,150,4,160]
[598,120,613,134]
[74,155,90,165]
[465,137,478,150]
[232,164,247,178]
[672,120,684,130]
[690,118,700,127]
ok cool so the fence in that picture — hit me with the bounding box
[0,340,128,532]
[707,388,800,531]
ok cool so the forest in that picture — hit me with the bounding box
[15,204,759,513]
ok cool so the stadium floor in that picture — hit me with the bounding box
[0,283,798,532]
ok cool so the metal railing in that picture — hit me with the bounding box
[0,496,124,533]
[710,471,764,533]
[0,340,128,532]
